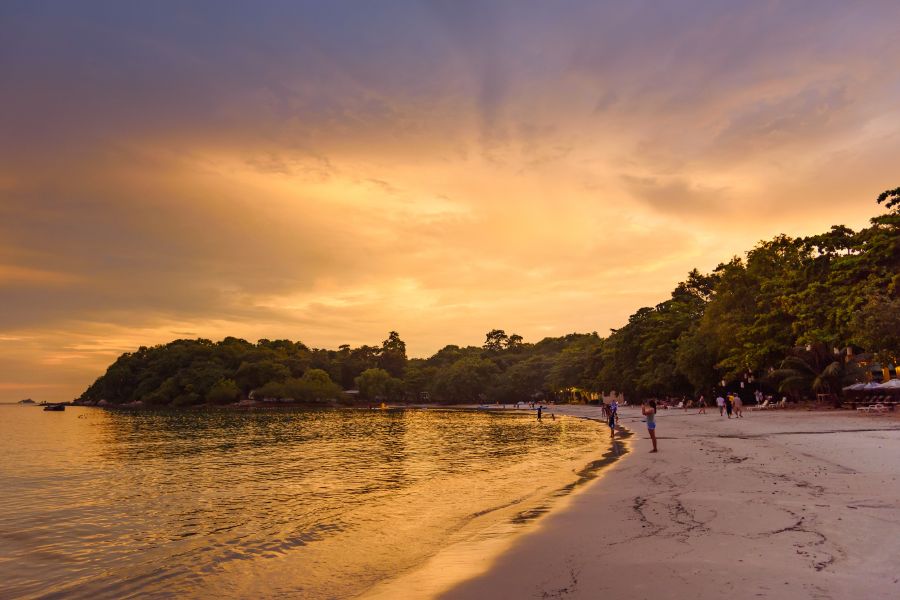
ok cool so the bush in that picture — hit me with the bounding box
[171,392,202,407]
[255,380,287,400]
[253,369,343,403]
[207,379,240,405]
[356,368,396,401]
[289,369,343,402]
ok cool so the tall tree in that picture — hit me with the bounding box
[378,331,408,378]
[483,329,509,351]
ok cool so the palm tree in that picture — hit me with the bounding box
[768,344,863,404]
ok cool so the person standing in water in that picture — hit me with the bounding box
[642,400,658,452]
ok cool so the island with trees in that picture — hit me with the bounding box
[78,190,898,408]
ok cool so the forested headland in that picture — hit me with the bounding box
[79,190,899,407]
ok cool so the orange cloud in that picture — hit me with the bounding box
[1,1,899,401]
[0,265,81,286]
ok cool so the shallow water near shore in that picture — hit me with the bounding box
[0,405,610,599]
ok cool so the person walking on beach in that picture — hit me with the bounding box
[642,400,658,452]
[716,394,725,416]
[724,394,733,419]
[697,394,707,414]
[607,407,616,439]
[537,405,543,420]
[733,393,743,418]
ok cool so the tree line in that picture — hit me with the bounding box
[80,189,898,407]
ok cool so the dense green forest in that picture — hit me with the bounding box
[80,190,899,407]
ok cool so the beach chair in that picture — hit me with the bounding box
[751,399,770,411]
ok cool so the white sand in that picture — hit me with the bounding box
[439,406,900,600]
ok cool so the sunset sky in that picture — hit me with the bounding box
[2,1,899,401]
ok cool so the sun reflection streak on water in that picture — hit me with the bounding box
[0,406,607,599]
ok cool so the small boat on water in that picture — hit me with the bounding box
[43,404,65,411]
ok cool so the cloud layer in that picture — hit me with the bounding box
[2,1,899,400]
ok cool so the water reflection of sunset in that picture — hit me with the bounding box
[0,406,607,598]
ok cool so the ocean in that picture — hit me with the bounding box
[0,404,611,599]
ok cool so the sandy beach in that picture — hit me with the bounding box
[440,405,900,600]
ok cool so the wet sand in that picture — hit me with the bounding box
[440,405,900,600]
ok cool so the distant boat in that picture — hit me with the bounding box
[43,404,65,412]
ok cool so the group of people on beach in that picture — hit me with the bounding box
[714,393,743,418]
[598,398,658,452]
[633,388,785,454]
[695,393,745,417]
[633,389,769,453]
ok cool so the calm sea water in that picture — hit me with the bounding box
[0,405,609,599]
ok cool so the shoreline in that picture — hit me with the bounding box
[360,409,631,599]
[438,406,900,600]
[66,400,539,411]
